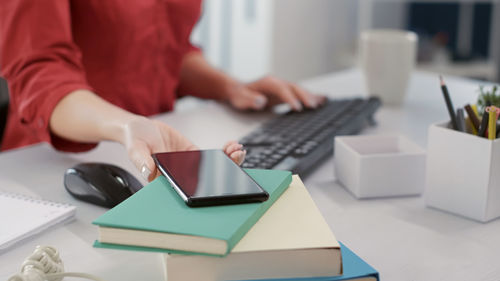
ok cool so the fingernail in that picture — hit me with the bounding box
[141,165,151,181]
[293,101,303,111]
[254,96,267,108]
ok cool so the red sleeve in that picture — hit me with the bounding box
[0,0,97,152]
[188,43,202,54]
[176,43,202,99]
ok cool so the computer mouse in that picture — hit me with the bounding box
[64,162,143,208]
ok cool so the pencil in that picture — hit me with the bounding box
[487,106,500,140]
[471,104,479,116]
[439,75,458,130]
[488,109,496,140]
[464,104,480,134]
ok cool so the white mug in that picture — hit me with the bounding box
[359,29,418,105]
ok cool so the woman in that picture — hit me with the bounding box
[0,1,322,181]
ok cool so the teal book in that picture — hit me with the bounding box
[93,169,292,256]
[247,242,379,281]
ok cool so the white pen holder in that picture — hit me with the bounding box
[425,122,500,222]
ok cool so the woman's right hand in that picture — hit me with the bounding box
[121,117,247,182]
[50,90,245,182]
[121,117,198,181]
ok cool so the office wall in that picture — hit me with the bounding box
[191,0,274,82]
[491,3,500,82]
[271,0,359,81]
[194,0,500,83]
[371,2,407,30]
[193,0,360,82]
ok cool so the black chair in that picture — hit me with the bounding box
[0,77,10,147]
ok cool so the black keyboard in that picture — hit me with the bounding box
[240,97,381,176]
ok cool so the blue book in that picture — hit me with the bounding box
[244,242,379,281]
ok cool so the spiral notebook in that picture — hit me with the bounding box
[0,191,76,253]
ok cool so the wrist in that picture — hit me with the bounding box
[222,79,245,102]
[50,89,146,145]
[100,112,145,145]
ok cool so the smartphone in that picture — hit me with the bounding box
[152,149,269,207]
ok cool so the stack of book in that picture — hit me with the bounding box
[93,169,378,281]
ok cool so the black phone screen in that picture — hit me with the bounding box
[152,150,268,206]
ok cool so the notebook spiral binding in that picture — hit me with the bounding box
[0,191,72,209]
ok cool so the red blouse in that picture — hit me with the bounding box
[0,0,202,152]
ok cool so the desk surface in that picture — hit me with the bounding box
[1,68,499,281]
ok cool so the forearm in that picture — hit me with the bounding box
[49,89,141,145]
[177,52,241,100]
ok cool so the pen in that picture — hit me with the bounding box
[456,108,466,132]
[464,104,480,134]
[478,109,489,137]
[439,75,458,130]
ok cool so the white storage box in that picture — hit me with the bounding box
[425,122,500,222]
[334,135,426,199]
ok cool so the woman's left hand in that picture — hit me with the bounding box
[226,76,325,111]
[223,140,246,166]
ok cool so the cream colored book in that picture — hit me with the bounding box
[163,175,341,281]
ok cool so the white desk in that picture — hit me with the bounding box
[1,68,499,281]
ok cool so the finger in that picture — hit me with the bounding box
[128,140,157,181]
[224,142,243,156]
[248,91,268,110]
[274,86,303,111]
[255,77,302,111]
[231,88,268,111]
[290,84,318,108]
[316,95,327,105]
[229,150,246,165]
[223,140,238,151]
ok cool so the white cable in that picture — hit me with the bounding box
[8,246,107,281]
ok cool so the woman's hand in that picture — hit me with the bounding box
[178,53,324,111]
[226,76,326,111]
[122,117,196,181]
[122,117,245,181]
[223,140,246,166]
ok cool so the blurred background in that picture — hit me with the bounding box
[190,0,500,83]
